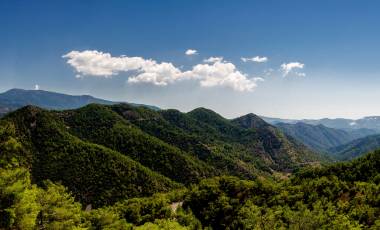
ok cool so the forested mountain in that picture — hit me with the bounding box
[276,122,376,153]
[329,134,380,160]
[0,88,158,117]
[0,106,179,207]
[0,104,319,206]
[112,105,320,173]
[2,104,380,229]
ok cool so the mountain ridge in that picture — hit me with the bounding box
[0,88,159,117]
[276,122,377,153]
[263,115,380,132]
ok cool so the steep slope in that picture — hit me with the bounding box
[59,104,217,184]
[0,88,158,117]
[0,106,179,207]
[111,104,262,179]
[111,104,321,176]
[329,134,380,160]
[296,149,380,183]
[231,113,321,169]
[276,122,358,152]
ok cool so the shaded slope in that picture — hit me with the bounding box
[111,104,262,179]
[295,149,380,183]
[0,106,179,207]
[276,122,355,152]
[329,134,380,160]
[231,113,321,169]
[60,104,217,184]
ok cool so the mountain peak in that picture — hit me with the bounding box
[232,113,270,129]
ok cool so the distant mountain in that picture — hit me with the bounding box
[329,134,380,160]
[0,88,158,116]
[263,115,380,132]
[261,116,299,125]
[276,122,377,153]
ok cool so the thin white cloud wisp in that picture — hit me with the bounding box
[241,56,268,63]
[280,62,306,77]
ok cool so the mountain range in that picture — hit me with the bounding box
[262,116,380,131]
[1,88,380,163]
[329,134,380,160]
[276,122,377,153]
[0,101,323,207]
[2,89,380,228]
[0,88,158,117]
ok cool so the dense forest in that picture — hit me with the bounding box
[1,104,380,229]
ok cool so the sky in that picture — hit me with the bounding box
[1,0,380,119]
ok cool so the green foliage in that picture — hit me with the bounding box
[2,106,180,207]
[134,219,189,230]
[61,104,216,185]
[2,104,380,229]
[295,149,380,182]
[330,134,380,160]
[84,207,132,230]
[0,166,40,229]
[0,164,88,229]
[114,194,173,225]
[182,168,380,229]
[276,122,362,153]
[36,181,83,229]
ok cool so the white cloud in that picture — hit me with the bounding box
[34,84,39,90]
[241,56,268,63]
[63,50,262,92]
[185,59,262,92]
[63,50,183,85]
[203,56,224,63]
[280,62,305,77]
[185,49,198,56]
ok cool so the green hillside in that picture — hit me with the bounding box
[1,105,380,229]
[3,144,380,229]
[112,104,320,175]
[276,122,355,152]
[59,104,217,184]
[0,106,179,207]
[329,134,380,160]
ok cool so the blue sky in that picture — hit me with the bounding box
[1,1,380,119]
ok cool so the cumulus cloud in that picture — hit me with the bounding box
[184,59,262,92]
[63,50,183,85]
[241,56,268,63]
[280,62,305,77]
[63,50,262,92]
[185,49,198,56]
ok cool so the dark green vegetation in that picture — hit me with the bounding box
[184,150,380,229]
[0,88,158,117]
[277,122,376,153]
[1,104,380,229]
[329,134,380,161]
[0,104,318,206]
[0,106,179,207]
